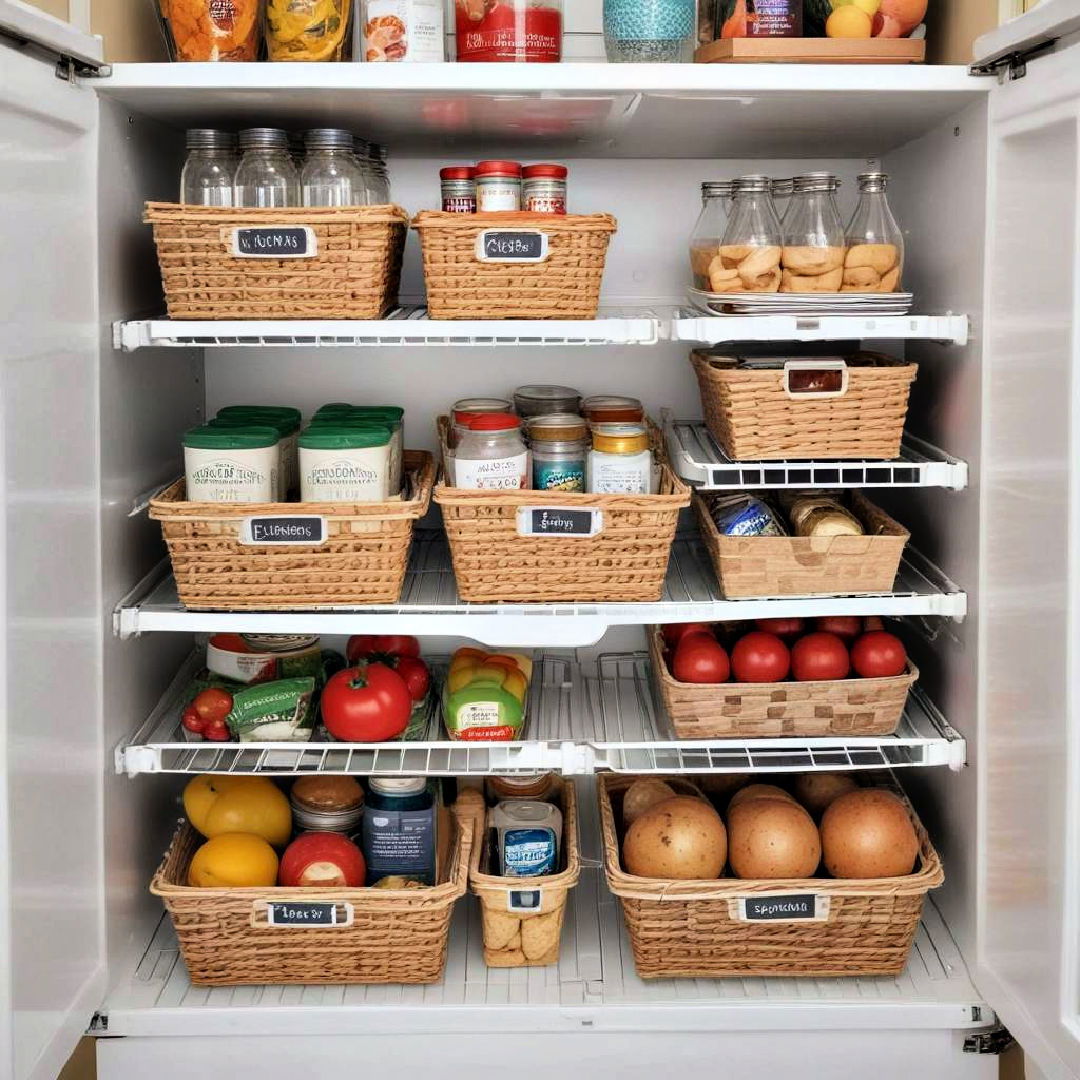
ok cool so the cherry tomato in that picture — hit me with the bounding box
[181,706,206,734]
[755,617,805,641]
[815,616,862,641]
[346,634,421,664]
[321,661,412,742]
[730,632,790,683]
[661,623,713,648]
[791,632,851,681]
[390,655,431,703]
[192,687,233,723]
[671,631,730,684]
[201,718,231,742]
[850,631,908,678]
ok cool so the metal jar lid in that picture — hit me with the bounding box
[792,172,842,192]
[370,777,427,795]
[304,128,356,151]
[527,413,588,442]
[239,127,289,151]
[733,174,773,194]
[701,180,734,198]
[186,129,237,150]
[857,172,890,191]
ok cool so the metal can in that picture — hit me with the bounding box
[522,163,567,214]
[440,165,476,213]
[475,160,522,212]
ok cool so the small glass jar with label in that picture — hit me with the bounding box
[454,413,530,490]
[440,165,476,213]
[528,414,587,493]
[522,163,568,214]
[587,423,654,495]
[475,160,522,212]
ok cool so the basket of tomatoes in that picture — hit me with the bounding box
[651,618,916,739]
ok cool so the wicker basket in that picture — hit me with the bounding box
[144,203,408,320]
[412,211,617,319]
[466,780,581,967]
[695,490,908,598]
[151,814,472,986]
[434,421,690,603]
[647,625,918,738]
[598,772,943,979]
[150,450,434,610]
[692,350,917,461]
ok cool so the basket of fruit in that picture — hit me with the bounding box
[651,620,916,738]
[599,771,943,979]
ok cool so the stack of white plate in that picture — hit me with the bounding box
[687,287,914,316]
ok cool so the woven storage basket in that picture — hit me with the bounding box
[144,203,408,319]
[412,211,617,319]
[149,450,434,610]
[434,420,690,603]
[151,814,472,986]
[691,350,917,461]
[694,490,908,598]
[465,779,581,967]
[599,772,943,979]
[647,625,918,738]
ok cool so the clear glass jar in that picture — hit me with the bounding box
[604,0,696,62]
[844,172,904,293]
[301,128,369,207]
[771,177,794,224]
[180,129,238,206]
[718,175,783,293]
[441,166,476,213]
[234,128,301,208]
[513,385,581,418]
[454,413,529,490]
[370,144,392,203]
[781,172,846,293]
[689,180,733,291]
[449,397,515,447]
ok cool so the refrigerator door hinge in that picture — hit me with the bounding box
[969,37,1055,81]
[87,1011,108,1034]
[963,1024,1015,1055]
[55,53,110,81]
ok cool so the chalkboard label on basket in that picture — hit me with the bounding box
[475,230,549,263]
[731,895,829,923]
[267,902,340,926]
[516,507,603,538]
[508,889,544,913]
[240,516,327,546]
[231,226,318,259]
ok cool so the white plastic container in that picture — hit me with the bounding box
[183,425,278,503]
[299,425,393,502]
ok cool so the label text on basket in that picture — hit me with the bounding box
[516,507,602,537]
[240,516,327,545]
[267,901,338,926]
[475,230,549,263]
[508,889,544,913]
[732,895,830,922]
[231,226,318,259]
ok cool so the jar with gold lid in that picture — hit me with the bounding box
[587,422,654,495]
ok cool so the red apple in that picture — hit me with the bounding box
[278,832,366,888]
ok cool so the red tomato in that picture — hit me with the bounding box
[181,706,205,734]
[346,634,421,663]
[672,632,730,684]
[730,632,790,683]
[851,631,908,678]
[791,632,851,681]
[661,622,713,648]
[321,662,412,742]
[815,616,862,641]
[202,718,231,741]
[390,655,431,703]
[279,833,366,888]
[192,688,233,723]
[755,617,805,641]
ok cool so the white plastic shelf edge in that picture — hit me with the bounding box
[671,311,970,345]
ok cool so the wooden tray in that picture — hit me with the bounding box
[695,37,925,64]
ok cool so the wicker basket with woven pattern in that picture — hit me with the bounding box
[144,203,408,320]
[692,350,917,461]
[694,490,908,598]
[599,772,943,979]
[152,814,472,986]
[149,451,434,610]
[647,625,917,738]
[412,211,617,319]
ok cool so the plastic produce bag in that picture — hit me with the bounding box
[157,0,260,59]
[266,0,350,60]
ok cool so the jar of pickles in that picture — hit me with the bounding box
[843,172,904,293]
[780,172,845,293]
[717,175,783,293]
[688,180,733,291]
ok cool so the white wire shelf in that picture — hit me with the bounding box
[116,650,965,777]
[587,652,966,774]
[114,306,663,350]
[671,309,970,345]
[101,868,986,1037]
[666,419,969,491]
[113,531,966,645]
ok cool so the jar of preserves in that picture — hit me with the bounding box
[688,180,733,291]
[843,172,904,293]
[581,395,645,425]
[180,129,238,206]
[513,385,581,418]
[780,172,846,293]
[527,414,587,493]
[454,413,530,490]
[717,174,782,293]
[455,0,562,62]
[234,128,301,208]
[441,166,476,213]
[301,128,369,207]
[475,160,522,212]
[522,164,567,214]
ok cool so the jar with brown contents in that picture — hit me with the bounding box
[843,172,904,293]
[689,181,733,291]
[781,173,846,293]
[716,175,783,293]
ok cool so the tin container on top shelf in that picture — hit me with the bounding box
[780,172,846,293]
[844,172,905,292]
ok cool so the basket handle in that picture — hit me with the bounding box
[252,900,355,928]
[782,359,849,400]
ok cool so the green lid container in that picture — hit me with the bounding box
[313,403,357,418]
[218,405,302,426]
[183,424,279,450]
[352,405,404,423]
[299,424,393,450]
[209,415,294,437]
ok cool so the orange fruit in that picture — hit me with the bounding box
[183,775,291,846]
[188,833,279,887]
[826,5,872,35]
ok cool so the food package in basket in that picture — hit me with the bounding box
[158,0,260,59]
[443,648,532,741]
[266,0,350,59]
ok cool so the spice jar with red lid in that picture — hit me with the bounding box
[522,164,568,215]
[454,0,563,62]
[475,160,522,212]
[440,166,476,213]
[454,412,530,490]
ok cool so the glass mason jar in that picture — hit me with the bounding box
[689,180,734,291]
[180,129,238,206]
[718,174,783,293]
[369,143,392,203]
[844,172,904,293]
[301,128,369,207]
[604,0,696,62]
[234,128,301,208]
[455,0,562,62]
[781,172,846,293]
